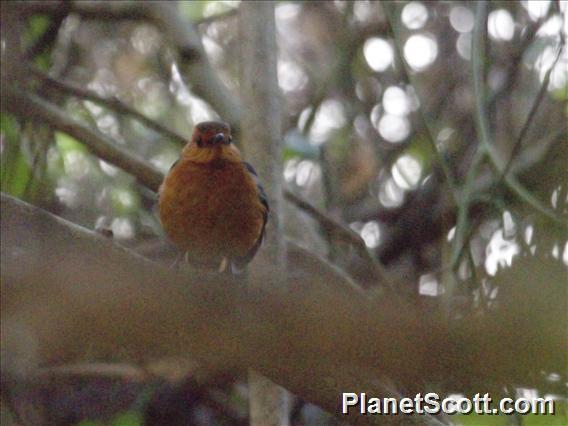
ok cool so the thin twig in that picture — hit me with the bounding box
[442,1,493,318]
[284,189,394,288]
[32,69,188,145]
[383,2,459,204]
[450,9,567,269]
[453,1,565,270]
[502,42,565,179]
[469,4,564,225]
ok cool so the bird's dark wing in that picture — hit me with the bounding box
[242,161,269,212]
[231,162,269,273]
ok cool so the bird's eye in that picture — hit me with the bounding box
[196,137,203,147]
[228,136,233,143]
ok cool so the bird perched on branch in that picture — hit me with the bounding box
[158,121,268,273]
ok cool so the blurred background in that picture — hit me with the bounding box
[1,1,567,425]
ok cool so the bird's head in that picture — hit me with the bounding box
[191,121,232,148]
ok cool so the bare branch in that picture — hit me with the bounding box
[19,1,240,129]
[5,88,164,192]
[501,43,565,180]
[36,363,148,382]
[469,2,564,227]
[148,2,241,131]
[32,69,188,145]
[285,189,393,288]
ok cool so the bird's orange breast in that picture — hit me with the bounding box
[158,157,266,268]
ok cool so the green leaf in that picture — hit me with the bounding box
[76,421,102,426]
[178,0,209,21]
[456,413,507,425]
[179,0,238,22]
[0,114,32,198]
[23,14,50,48]
[111,187,140,215]
[75,411,142,426]
[34,50,52,71]
[55,131,88,154]
[524,400,567,425]
[1,151,32,197]
[110,411,143,426]
[1,113,19,141]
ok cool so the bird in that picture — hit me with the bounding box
[158,121,268,273]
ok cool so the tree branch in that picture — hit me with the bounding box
[284,189,393,288]
[5,88,164,192]
[470,2,564,227]
[32,69,188,145]
[17,1,241,130]
[239,3,290,424]
[149,1,241,132]
[2,192,565,423]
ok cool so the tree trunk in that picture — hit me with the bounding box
[238,2,290,425]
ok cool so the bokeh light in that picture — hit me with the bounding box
[488,9,515,41]
[522,0,551,21]
[485,229,520,276]
[309,99,347,144]
[363,37,393,72]
[392,154,422,190]
[449,6,474,33]
[404,34,438,71]
[401,2,428,30]
[360,221,381,248]
[382,86,410,116]
[377,114,410,143]
[379,177,405,207]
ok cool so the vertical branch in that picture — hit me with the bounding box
[239,2,286,274]
[238,2,290,426]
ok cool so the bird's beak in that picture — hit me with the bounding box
[212,133,228,145]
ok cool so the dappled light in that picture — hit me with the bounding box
[363,37,393,72]
[488,9,515,42]
[404,33,438,71]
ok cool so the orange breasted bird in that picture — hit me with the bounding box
[158,121,268,273]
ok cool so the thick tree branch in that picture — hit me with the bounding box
[2,193,566,424]
[147,1,241,132]
[18,0,241,130]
